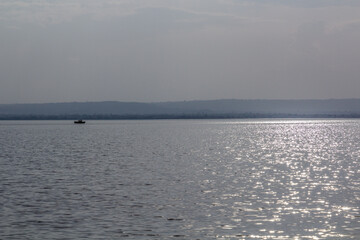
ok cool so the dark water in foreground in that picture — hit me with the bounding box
[0,119,359,239]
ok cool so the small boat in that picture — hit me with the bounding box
[74,120,86,124]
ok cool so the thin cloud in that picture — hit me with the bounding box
[1,0,360,103]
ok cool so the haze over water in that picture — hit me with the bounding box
[1,119,359,239]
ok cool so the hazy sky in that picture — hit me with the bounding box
[1,0,360,104]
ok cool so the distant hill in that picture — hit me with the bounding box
[1,99,360,119]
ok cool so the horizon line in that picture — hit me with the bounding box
[2,98,360,105]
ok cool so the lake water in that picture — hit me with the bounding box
[0,119,359,239]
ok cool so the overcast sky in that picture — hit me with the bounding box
[1,0,360,104]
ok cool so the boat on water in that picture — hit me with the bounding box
[74,120,86,124]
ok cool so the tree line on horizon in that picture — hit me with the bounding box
[1,112,360,120]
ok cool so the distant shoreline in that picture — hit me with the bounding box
[1,99,360,120]
[1,113,360,120]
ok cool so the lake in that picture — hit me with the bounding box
[0,119,359,239]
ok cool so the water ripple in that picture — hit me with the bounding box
[0,119,359,239]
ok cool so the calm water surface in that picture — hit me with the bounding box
[0,119,359,239]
